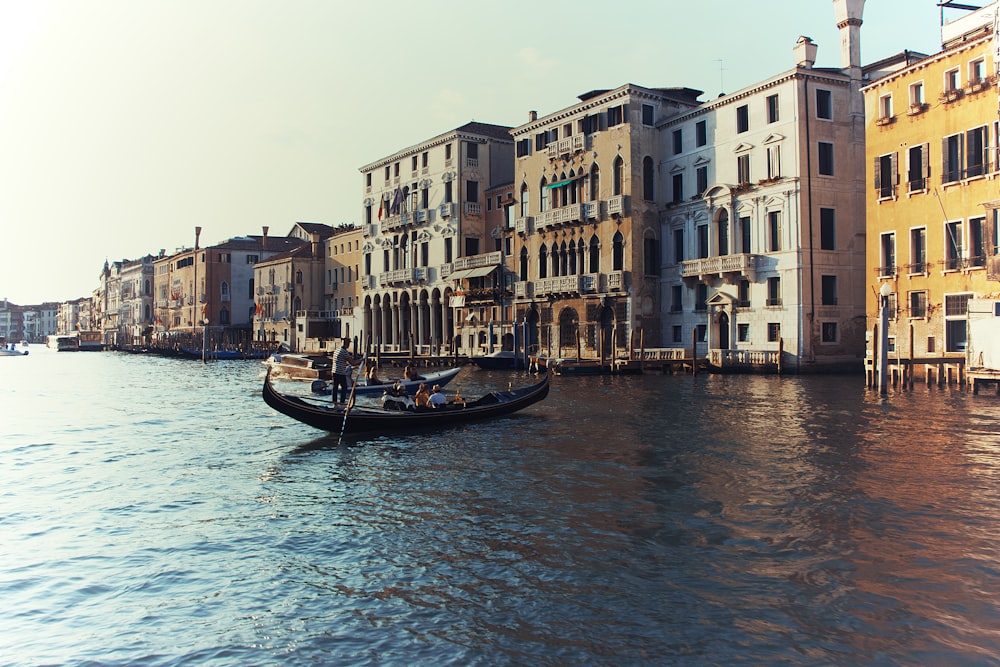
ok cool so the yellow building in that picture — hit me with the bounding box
[863,3,1000,380]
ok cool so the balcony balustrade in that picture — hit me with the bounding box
[680,253,758,280]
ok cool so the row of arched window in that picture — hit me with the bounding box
[519,233,625,280]
[517,155,656,217]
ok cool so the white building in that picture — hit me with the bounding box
[657,2,874,372]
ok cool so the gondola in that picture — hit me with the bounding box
[262,367,550,435]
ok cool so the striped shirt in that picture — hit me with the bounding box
[333,346,352,375]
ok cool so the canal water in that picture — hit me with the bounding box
[3,347,1000,666]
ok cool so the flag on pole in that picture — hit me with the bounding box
[377,198,384,221]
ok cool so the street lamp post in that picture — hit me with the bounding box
[878,282,892,395]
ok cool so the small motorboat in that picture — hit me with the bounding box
[1,343,28,356]
[262,368,550,435]
[310,366,462,396]
[263,352,334,380]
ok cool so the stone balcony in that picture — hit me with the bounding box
[681,253,759,282]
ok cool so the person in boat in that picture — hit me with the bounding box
[332,337,361,406]
[413,383,431,408]
[428,384,447,408]
[387,379,408,397]
[403,362,422,381]
[366,364,382,385]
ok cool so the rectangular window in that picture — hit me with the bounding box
[644,237,660,276]
[671,285,683,312]
[738,323,751,342]
[737,279,750,308]
[697,324,707,343]
[672,173,684,204]
[766,145,781,179]
[943,134,963,183]
[970,216,986,267]
[816,89,833,119]
[642,104,654,126]
[607,104,626,127]
[820,208,835,250]
[696,120,707,147]
[907,143,929,192]
[740,216,751,254]
[737,154,751,184]
[910,227,926,273]
[672,325,683,343]
[910,290,927,318]
[768,211,781,252]
[445,143,453,160]
[696,284,708,312]
[945,293,970,352]
[821,275,838,305]
[672,129,683,155]
[516,138,532,157]
[674,229,684,263]
[444,237,453,264]
[422,151,428,168]
[875,152,897,198]
[945,221,963,270]
[879,93,893,120]
[736,105,749,133]
[767,277,781,306]
[966,126,988,178]
[881,232,896,275]
[696,166,708,195]
[366,172,372,187]
[766,94,779,123]
[945,67,961,93]
[821,322,838,343]
[993,209,1000,256]
[970,58,986,85]
[818,142,834,175]
[697,224,709,259]
[909,81,925,108]
[767,322,781,343]
[411,155,418,172]
[444,181,453,203]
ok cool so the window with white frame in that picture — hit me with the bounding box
[910,226,927,274]
[875,152,897,199]
[945,68,960,93]
[880,232,896,276]
[945,221,963,270]
[766,144,781,180]
[879,93,893,120]
[969,57,986,86]
[909,81,925,108]
[737,153,751,184]
[943,133,963,183]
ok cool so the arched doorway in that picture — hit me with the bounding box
[718,311,730,350]
[558,307,579,358]
[525,308,540,355]
[599,305,614,359]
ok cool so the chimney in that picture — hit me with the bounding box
[794,36,818,68]
[261,226,269,253]
[833,0,864,73]
[311,232,321,259]
[528,110,537,122]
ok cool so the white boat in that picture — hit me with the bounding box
[47,334,80,351]
[1,342,29,356]
[263,352,334,381]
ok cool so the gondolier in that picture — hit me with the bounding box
[332,337,361,406]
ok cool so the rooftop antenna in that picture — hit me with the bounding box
[716,59,725,96]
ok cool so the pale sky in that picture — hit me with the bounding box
[0,0,945,306]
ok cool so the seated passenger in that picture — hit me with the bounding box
[413,383,431,408]
[428,384,447,408]
[366,365,382,385]
[404,362,422,381]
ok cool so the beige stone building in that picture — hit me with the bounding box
[358,122,514,356]
[508,85,701,360]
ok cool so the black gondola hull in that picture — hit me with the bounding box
[263,369,550,434]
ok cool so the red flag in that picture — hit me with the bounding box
[377,198,383,221]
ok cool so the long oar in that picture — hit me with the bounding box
[337,343,368,446]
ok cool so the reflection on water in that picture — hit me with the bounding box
[2,350,1000,665]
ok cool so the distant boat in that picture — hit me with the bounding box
[47,334,79,352]
[471,349,524,370]
[1,343,28,356]
[263,352,333,381]
[549,358,611,376]
[77,331,104,352]
[263,368,550,435]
